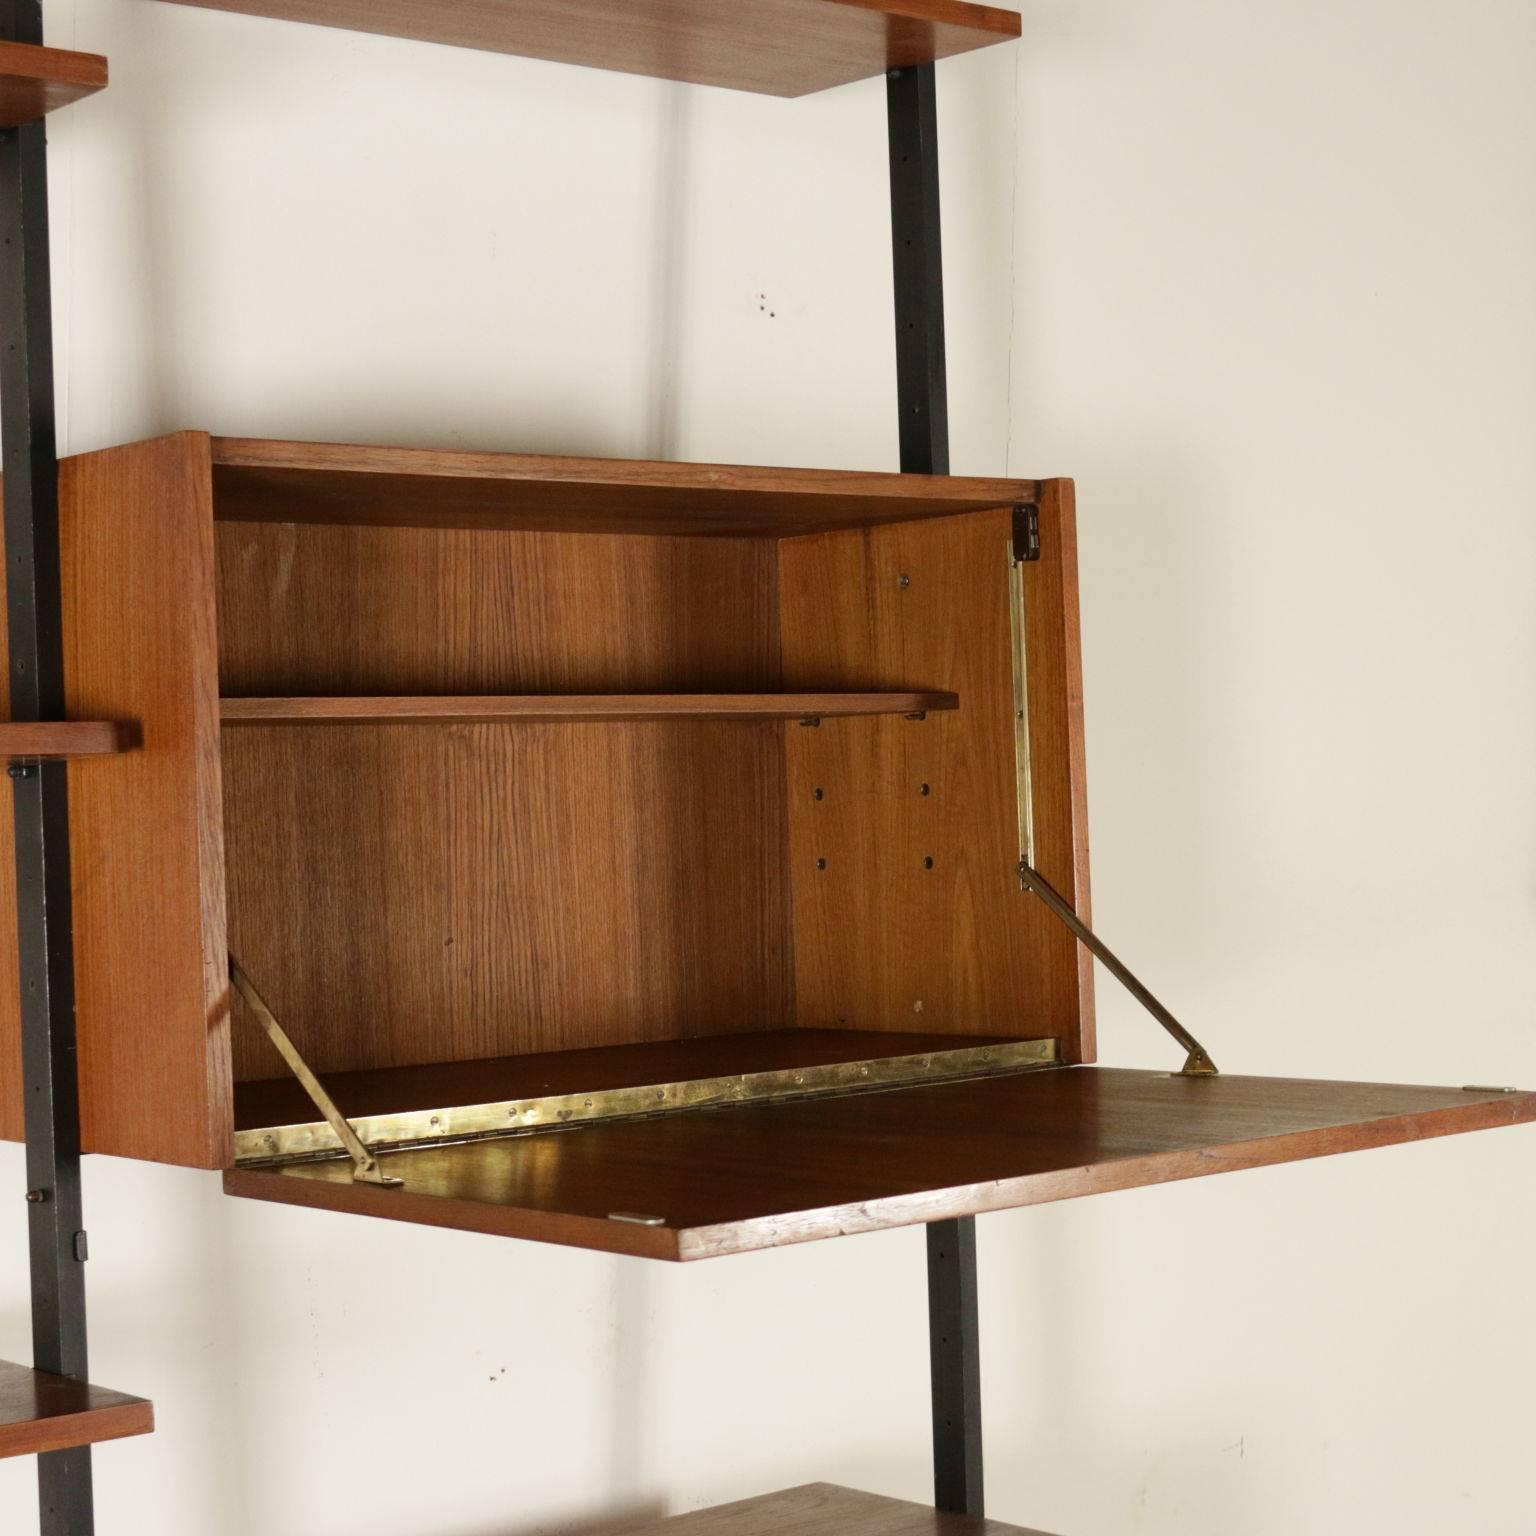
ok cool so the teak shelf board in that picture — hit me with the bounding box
[609,1484,1058,1535]
[0,41,107,126]
[222,1069,1536,1261]
[0,720,132,760]
[155,0,1020,97]
[0,1361,153,1460]
[209,437,1038,538]
[220,692,959,726]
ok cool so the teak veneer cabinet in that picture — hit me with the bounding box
[1,430,1530,1262]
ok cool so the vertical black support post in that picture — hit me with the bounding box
[888,62,984,1520]
[926,1218,984,1516]
[0,3,95,1533]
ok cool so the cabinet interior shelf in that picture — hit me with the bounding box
[220,692,958,726]
[611,1484,1059,1534]
[0,1361,153,1460]
[156,0,1022,98]
[0,41,107,127]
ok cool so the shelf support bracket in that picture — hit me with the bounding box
[1009,551,1218,1077]
[228,957,404,1187]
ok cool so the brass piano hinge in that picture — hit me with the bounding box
[228,956,404,1186]
[1007,542,1219,1079]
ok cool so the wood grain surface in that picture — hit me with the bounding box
[0,434,232,1166]
[0,41,106,126]
[209,438,1035,538]
[0,721,132,760]
[155,1,1020,97]
[605,1484,1057,1535]
[220,692,958,725]
[779,491,1093,1058]
[223,1069,1536,1259]
[0,1360,153,1460]
[217,520,790,1081]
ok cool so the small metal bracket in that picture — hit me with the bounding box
[1011,503,1041,564]
[1018,861,1218,1076]
[229,956,404,1186]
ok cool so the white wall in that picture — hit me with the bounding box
[2,1,1533,1532]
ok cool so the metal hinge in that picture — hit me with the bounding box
[1012,502,1041,563]
[229,957,404,1186]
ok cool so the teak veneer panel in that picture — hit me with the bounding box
[609,1484,1057,1535]
[0,1362,153,1460]
[218,519,790,1082]
[221,692,957,725]
[0,435,231,1166]
[234,1027,1024,1130]
[780,486,1093,1059]
[209,438,1037,538]
[157,1,1020,97]
[0,42,106,126]
[222,1070,1536,1259]
[0,721,132,760]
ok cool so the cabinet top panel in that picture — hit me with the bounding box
[209,436,1041,537]
[157,0,1020,96]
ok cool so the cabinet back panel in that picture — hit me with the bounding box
[216,523,788,1080]
[215,522,778,695]
[779,492,1092,1059]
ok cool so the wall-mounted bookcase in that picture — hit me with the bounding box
[2,3,1530,1534]
[0,429,1528,1265]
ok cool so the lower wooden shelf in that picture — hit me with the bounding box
[223,1064,1536,1261]
[610,1484,1059,1534]
[0,1361,153,1459]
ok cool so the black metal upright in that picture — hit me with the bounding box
[887,61,985,1521]
[0,3,95,1533]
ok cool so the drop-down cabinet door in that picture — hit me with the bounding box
[223,1068,1536,1260]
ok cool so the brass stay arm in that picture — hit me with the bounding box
[229,956,404,1186]
[1008,535,1218,1078]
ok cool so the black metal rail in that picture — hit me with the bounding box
[0,2,95,1532]
[888,61,986,1521]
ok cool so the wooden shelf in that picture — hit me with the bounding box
[0,1362,152,1460]
[209,436,1038,538]
[0,721,132,762]
[223,1069,1536,1260]
[220,692,958,726]
[157,1,1020,97]
[610,1484,1058,1535]
[0,42,106,127]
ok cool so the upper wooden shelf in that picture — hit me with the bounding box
[209,436,1038,538]
[159,0,1021,97]
[0,1362,152,1460]
[0,721,132,762]
[611,1484,1059,1534]
[0,42,107,127]
[220,692,958,726]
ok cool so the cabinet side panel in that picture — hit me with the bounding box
[65,435,228,1166]
[779,496,1091,1059]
